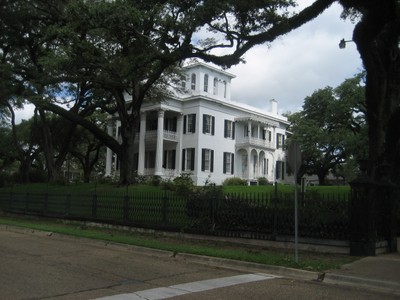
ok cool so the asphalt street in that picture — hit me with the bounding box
[0,226,398,300]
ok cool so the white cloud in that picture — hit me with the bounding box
[227,2,362,114]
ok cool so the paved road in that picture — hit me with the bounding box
[0,226,398,300]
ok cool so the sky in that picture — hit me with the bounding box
[223,1,363,115]
[15,1,363,122]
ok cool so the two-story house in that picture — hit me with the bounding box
[105,62,289,185]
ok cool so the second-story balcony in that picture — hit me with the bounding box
[236,137,274,150]
[145,130,179,142]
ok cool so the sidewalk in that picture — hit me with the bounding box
[323,251,400,295]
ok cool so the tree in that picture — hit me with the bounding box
[287,74,366,185]
[14,0,333,184]
[338,1,400,183]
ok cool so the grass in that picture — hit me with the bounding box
[0,213,357,272]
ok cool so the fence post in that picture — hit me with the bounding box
[92,194,97,219]
[349,160,377,256]
[44,192,48,215]
[162,190,169,225]
[272,182,278,239]
[377,163,398,253]
[65,194,71,217]
[123,194,129,222]
[25,191,30,213]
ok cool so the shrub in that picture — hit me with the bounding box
[148,175,162,186]
[223,177,247,186]
[173,173,195,196]
[257,177,271,186]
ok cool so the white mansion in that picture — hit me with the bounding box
[105,62,289,185]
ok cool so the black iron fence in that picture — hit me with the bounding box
[0,188,351,241]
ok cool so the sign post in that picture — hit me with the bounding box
[287,140,302,263]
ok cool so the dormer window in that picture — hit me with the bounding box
[204,74,209,92]
[223,80,227,98]
[191,73,196,90]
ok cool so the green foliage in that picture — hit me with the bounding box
[223,177,248,186]
[287,73,367,185]
[257,177,271,186]
[173,173,195,196]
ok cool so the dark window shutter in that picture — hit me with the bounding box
[231,153,234,174]
[275,161,280,180]
[232,122,235,139]
[211,116,215,135]
[173,116,177,131]
[190,148,195,171]
[163,150,167,168]
[276,134,279,148]
[192,114,196,133]
[224,120,228,137]
[223,152,227,174]
[172,150,176,170]
[182,149,186,171]
[210,150,214,172]
[201,149,205,171]
[203,115,206,134]
[183,115,187,134]
[282,135,285,147]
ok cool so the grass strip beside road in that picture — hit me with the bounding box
[0,214,356,272]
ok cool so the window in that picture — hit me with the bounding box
[223,80,227,98]
[145,151,156,168]
[275,161,285,180]
[163,150,176,169]
[201,149,214,172]
[164,116,177,132]
[181,76,186,90]
[224,120,235,139]
[182,148,195,171]
[183,114,196,133]
[223,152,234,174]
[202,114,215,135]
[244,125,249,137]
[191,73,196,90]
[251,125,257,138]
[268,130,272,141]
[213,78,218,95]
[277,133,285,149]
[204,74,209,92]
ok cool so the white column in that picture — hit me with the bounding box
[247,148,252,181]
[175,113,183,175]
[105,119,114,176]
[155,110,165,176]
[138,112,146,175]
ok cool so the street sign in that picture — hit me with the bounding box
[287,140,302,174]
[287,140,302,263]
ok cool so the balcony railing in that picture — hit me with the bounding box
[236,137,274,149]
[144,130,178,142]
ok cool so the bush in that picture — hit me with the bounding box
[173,173,195,196]
[148,175,162,186]
[222,177,247,186]
[257,177,271,186]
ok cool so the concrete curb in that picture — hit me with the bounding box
[3,223,400,295]
[175,252,322,281]
[323,273,400,295]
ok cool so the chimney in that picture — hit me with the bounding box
[270,99,278,115]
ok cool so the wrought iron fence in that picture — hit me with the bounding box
[0,189,350,241]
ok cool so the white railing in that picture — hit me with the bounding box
[236,137,274,149]
[144,130,178,142]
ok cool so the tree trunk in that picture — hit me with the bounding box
[118,123,137,185]
[351,1,400,180]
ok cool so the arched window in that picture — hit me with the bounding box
[213,78,218,95]
[223,80,227,98]
[191,73,196,90]
[204,74,209,92]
